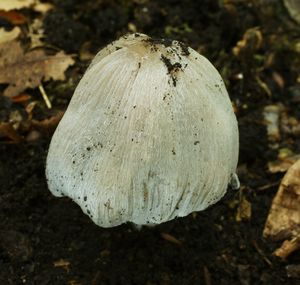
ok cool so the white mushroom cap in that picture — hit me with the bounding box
[46,33,239,227]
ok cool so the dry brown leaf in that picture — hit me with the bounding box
[0,0,53,14]
[32,2,53,13]
[28,18,44,48]
[273,236,300,259]
[31,111,64,136]
[0,27,21,44]
[0,0,35,11]
[264,158,300,241]
[10,93,31,104]
[0,10,27,24]
[0,40,75,97]
[0,122,23,142]
[268,154,300,173]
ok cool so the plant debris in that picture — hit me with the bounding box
[264,159,300,257]
[1,0,300,284]
[0,0,34,11]
[0,40,74,97]
[0,26,20,44]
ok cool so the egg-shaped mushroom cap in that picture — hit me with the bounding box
[46,33,239,227]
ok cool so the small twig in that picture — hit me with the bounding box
[252,240,273,266]
[38,84,52,109]
[256,75,272,97]
[257,180,280,191]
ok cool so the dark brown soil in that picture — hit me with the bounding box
[1,0,300,284]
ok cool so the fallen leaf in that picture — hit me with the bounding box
[31,111,64,135]
[273,236,300,259]
[0,27,21,44]
[33,2,53,13]
[268,154,300,173]
[10,93,31,104]
[264,158,300,241]
[0,0,35,11]
[0,10,27,24]
[0,122,23,142]
[0,40,75,97]
[28,18,44,48]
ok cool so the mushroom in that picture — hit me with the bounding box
[46,33,239,228]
